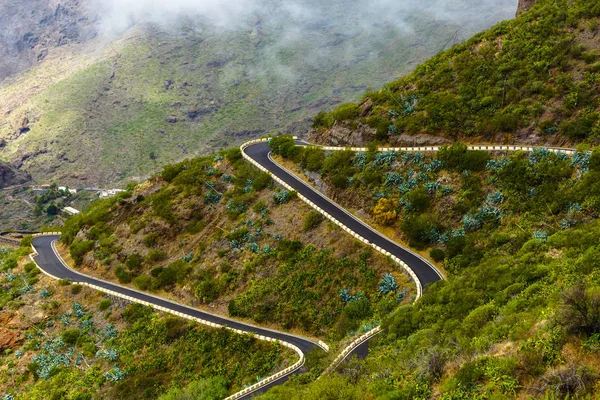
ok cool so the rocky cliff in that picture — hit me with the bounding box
[517,0,536,15]
[0,162,30,189]
[0,0,96,82]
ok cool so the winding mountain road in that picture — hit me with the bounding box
[31,139,574,398]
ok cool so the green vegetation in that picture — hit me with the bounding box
[260,140,600,396]
[0,247,292,400]
[315,0,600,144]
[60,147,412,342]
[0,3,507,188]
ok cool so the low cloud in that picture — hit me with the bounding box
[90,0,518,38]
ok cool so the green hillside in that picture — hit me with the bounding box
[314,0,600,146]
[0,1,515,186]
[0,246,293,400]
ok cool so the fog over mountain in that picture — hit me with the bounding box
[0,0,517,192]
[93,0,517,37]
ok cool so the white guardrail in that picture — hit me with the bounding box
[28,233,304,400]
[241,139,581,375]
[25,141,580,397]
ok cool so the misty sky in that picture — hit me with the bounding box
[91,0,519,38]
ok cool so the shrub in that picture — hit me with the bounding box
[414,346,449,383]
[24,262,38,275]
[143,232,160,248]
[71,285,83,295]
[330,103,360,122]
[58,279,72,286]
[558,283,600,335]
[252,172,272,191]
[60,329,81,346]
[539,364,597,397]
[70,240,95,266]
[269,135,297,158]
[115,266,132,284]
[401,215,434,249]
[312,110,332,129]
[430,248,446,262]
[372,198,398,225]
[560,113,598,139]
[20,235,33,247]
[145,249,168,264]
[331,173,349,188]
[438,143,489,172]
[303,210,324,232]
[98,299,112,311]
[406,187,431,212]
[195,279,220,304]
[133,275,151,290]
[125,253,143,271]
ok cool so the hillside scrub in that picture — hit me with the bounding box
[256,141,600,397]
[313,0,600,145]
[59,149,415,341]
[0,247,291,400]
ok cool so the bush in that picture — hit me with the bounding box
[269,135,297,158]
[115,266,132,284]
[70,240,95,266]
[330,103,360,122]
[430,248,446,262]
[539,364,597,397]
[312,110,332,129]
[126,254,143,271]
[133,275,151,290]
[24,262,38,275]
[401,215,434,249]
[60,329,82,346]
[71,285,83,295]
[438,143,489,172]
[303,210,324,232]
[145,249,168,264]
[20,235,33,247]
[252,172,272,191]
[406,187,431,212]
[560,113,598,139]
[331,173,349,188]
[558,283,600,335]
[195,279,220,304]
[414,347,449,383]
[98,299,112,311]
[372,198,398,225]
[143,233,160,248]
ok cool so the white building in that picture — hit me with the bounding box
[63,207,80,216]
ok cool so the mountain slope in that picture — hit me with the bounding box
[310,0,600,147]
[0,0,517,186]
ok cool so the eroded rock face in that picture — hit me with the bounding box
[0,0,97,82]
[0,327,24,351]
[0,162,31,189]
[517,0,536,15]
[308,122,452,148]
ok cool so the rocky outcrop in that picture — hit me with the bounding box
[0,0,97,82]
[0,327,23,351]
[308,122,452,148]
[0,162,31,189]
[517,0,536,15]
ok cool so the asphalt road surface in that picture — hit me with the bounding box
[31,235,319,399]
[243,141,444,287]
[31,141,441,398]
